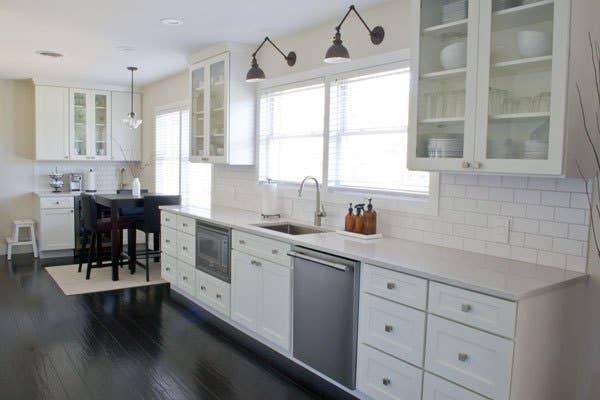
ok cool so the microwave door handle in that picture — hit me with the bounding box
[287,251,349,272]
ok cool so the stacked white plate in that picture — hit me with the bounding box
[442,0,468,23]
[524,139,548,159]
[427,138,463,158]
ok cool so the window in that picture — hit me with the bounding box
[155,106,211,206]
[258,82,325,183]
[257,60,434,204]
[328,67,429,195]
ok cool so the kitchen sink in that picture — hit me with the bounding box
[253,222,328,235]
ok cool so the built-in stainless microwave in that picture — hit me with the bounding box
[195,221,231,282]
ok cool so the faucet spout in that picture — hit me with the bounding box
[298,176,326,226]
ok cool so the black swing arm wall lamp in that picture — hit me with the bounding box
[324,4,385,64]
[246,37,297,82]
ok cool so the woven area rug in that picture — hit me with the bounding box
[46,262,166,296]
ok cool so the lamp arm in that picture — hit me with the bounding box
[252,37,292,61]
[335,5,373,34]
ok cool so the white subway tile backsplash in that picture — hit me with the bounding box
[213,168,591,272]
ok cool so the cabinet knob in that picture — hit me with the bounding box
[461,161,471,169]
[239,240,246,245]
[458,352,469,362]
[165,239,170,243]
[272,249,279,255]
[182,246,188,251]
[216,293,222,299]
[386,282,396,290]
[382,378,391,386]
[384,325,393,333]
[200,285,206,291]
[251,260,262,267]
[55,201,60,205]
[182,276,188,281]
[165,267,171,271]
[183,223,188,227]
[461,304,472,312]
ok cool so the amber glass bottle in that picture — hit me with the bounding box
[353,204,365,234]
[363,198,377,235]
[344,203,355,232]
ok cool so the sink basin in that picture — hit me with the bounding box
[253,222,327,235]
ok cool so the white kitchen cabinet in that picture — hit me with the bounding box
[231,247,291,350]
[408,0,571,175]
[38,207,75,251]
[35,85,70,161]
[188,44,255,165]
[70,88,111,160]
[111,91,142,161]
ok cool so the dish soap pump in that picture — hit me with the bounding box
[364,198,377,235]
[353,204,365,234]
[345,203,355,232]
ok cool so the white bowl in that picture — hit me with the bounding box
[440,42,467,70]
[518,31,551,58]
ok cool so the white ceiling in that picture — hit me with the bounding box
[0,0,386,87]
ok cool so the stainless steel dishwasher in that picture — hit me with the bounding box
[288,246,360,389]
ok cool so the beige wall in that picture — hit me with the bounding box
[141,70,188,189]
[0,79,35,255]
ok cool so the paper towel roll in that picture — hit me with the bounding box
[85,169,97,192]
[261,181,280,216]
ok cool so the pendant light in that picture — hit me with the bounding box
[246,37,296,82]
[324,5,385,64]
[123,66,142,129]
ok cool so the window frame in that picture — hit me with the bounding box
[255,49,439,216]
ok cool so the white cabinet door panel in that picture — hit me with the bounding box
[258,259,291,350]
[40,209,74,251]
[35,86,69,160]
[231,249,261,331]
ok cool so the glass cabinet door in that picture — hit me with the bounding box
[191,66,206,158]
[72,91,88,157]
[474,0,568,174]
[208,58,227,159]
[93,93,108,157]
[410,0,479,171]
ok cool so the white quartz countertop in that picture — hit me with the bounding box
[161,205,588,301]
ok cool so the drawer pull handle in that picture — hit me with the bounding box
[386,282,396,290]
[200,285,206,291]
[384,325,393,333]
[165,267,171,271]
[272,249,279,255]
[250,260,262,267]
[165,218,170,222]
[216,294,222,299]
[382,378,391,386]
[165,239,171,243]
[239,239,246,245]
[458,353,469,362]
[182,246,188,251]
[461,304,472,312]
[182,276,188,281]
[183,223,188,227]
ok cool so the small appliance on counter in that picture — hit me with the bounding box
[338,198,381,239]
[66,173,83,192]
[260,178,280,219]
[48,167,64,193]
[84,169,97,192]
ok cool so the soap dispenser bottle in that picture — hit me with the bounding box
[363,198,377,235]
[344,203,355,232]
[353,204,365,234]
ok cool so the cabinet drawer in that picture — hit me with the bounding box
[195,269,231,317]
[357,344,423,400]
[425,315,513,400]
[177,261,195,295]
[423,373,486,400]
[40,196,74,209]
[361,264,428,310]
[161,253,177,283]
[161,227,177,257]
[177,215,196,236]
[232,230,290,266]
[359,293,425,367]
[161,211,177,229]
[177,232,196,266]
[428,282,516,338]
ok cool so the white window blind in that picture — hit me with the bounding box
[155,107,211,206]
[258,82,325,183]
[328,67,430,195]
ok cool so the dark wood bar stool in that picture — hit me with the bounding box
[79,194,135,280]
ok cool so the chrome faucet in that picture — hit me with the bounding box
[298,176,326,226]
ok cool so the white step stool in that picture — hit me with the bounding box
[5,219,38,260]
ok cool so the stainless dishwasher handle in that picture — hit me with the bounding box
[287,251,349,272]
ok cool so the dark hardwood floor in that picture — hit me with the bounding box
[0,254,324,400]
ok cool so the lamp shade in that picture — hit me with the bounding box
[123,112,142,130]
[324,32,350,63]
[246,58,266,82]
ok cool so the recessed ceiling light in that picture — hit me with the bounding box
[36,50,63,58]
[160,18,183,26]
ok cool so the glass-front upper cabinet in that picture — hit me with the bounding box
[474,0,568,174]
[189,53,230,163]
[70,89,111,160]
[408,0,480,171]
